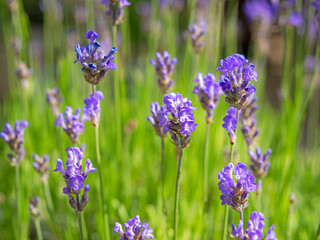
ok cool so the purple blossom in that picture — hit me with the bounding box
[248,147,272,179]
[83,90,104,126]
[147,102,168,138]
[32,153,50,182]
[101,0,131,25]
[188,21,206,54]
[287,11,304,28]
[218,162,257,212]
[114,215,154,240]
[312,0,320,11]
[222,107,241,145]
[74,30,117,85]
[230,211,277,240]
[53,147,96,212]
[150,51,177,94]
[243,0,277,25]
[217,54,258,109]
[46,87,63,117]
[55,106,86,145]
[193,72,222,123]
[159,92,197,148]
[0,120,28,166]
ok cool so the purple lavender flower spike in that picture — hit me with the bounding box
[74,30,117,85]
[15,61,32,90]
[243,0,277,25]
[188,21,206,54]
[159,92,197,148]
[114,215,154,240]
[32,153,50,182]
[230,211,277,239]
[222,107,241,145]
[147,101,168,138]
[193,72,222,123]
[0,120,28,166]
[53,147,95,212]
[287,11,304,34]
[248,147,272,180]
[150,51,177,94]
[217,54,258,109]
[29,197,41,220]
[46,87,63,117]
[101,0,131,25]
[218,162,257,212]
[55,106,86,145]
[83,90,104,126]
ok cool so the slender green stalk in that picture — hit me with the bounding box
[214,1,225,67]
[203,122,210,238]
[222,206,229,240]
[174,147,184,240]
[161,137,166,216]
[43,181,54,213]
[76,195,84,240]
[15,165,21,240]
[35,220,43,240]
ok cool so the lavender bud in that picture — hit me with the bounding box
[46,88,63,117]
[79,185,90,211]
[32,153,50,182]
[101,0,131,25]
[15,62,32,90]
[188,21,206,54]
[147,102,168,138]
[83,91,104,126]
[248,147,272,179]
[29,197,41,220]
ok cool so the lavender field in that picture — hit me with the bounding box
[0,0,320,239]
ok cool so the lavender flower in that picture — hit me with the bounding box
[32,153,50,182]
[53,147,96,212]
[46,87,63,117]
[0,120,28,166]
[29,197,41,220]
[55,106,86,145]
[147,102,168,138]
[222,107,241,145]
[114,215,154,240]
[150,51,177,94]
[193,72,222,123]
[15,61,32,90]
[188,21,206,54]
[159,92,197,148]
[218,162,257,212]
[243,0,277,25]
[101,0,131,25]
[230,211,277,240]
[217,54,258,109]
[287,11,304,29]
[240,97,260,148]
[74,30,117,85]
[248,147,272,180]
[83,90,104,126]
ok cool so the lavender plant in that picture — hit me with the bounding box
[113,215,154,240]
[83,90,104,127]
[32,153,50,182]
[29,197,43,240]
[222,107,241,146]
[150,51,177,94]
[15,61,32,90]
[101,0,131,26]
[46,88,63,117]
[188,21,206,54]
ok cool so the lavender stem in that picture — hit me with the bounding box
[76,195,84,240]
[35,220,43,240]
[240,211,244,222]
[203,122,210,238]
[161,137,166,216]
[174,147,184,240]
[15,165,21,240]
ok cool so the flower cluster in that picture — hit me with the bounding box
[53,147,96,212]
[0,120,28,166]
[29,197,41,220]
[46,87,63,117]
[218,162,257,212]
[150,51,177,94]
[188,22,206,54]
[114,215,154,240]
[101,0,131,25]
[240,97,260,148]
[159,92,197,149]
[32,153,50,182]
[74,30,117,85]
[15,61,32,90]
[222,107,241,145]
[55,106,86,145]
[230,211,277,240]
[193,72,222,123]
[248,147,272,180]
[83,90,104,126]
[217,54,258,109]
[243,0,277,25]
[147,102,168,138]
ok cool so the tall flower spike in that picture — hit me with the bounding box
[248,147,272,180]
[83,90,104,126]
[114,215,154,240]
[188,21,206,54]
[150,51,177,94]
[55,106,86,145]
[53,147,96,212]
[222,107,241,145]
[0,120,28,166]
[74,30,117,85]
[46,88,63,117]
[218,162,257,212]
[230,211,277,240]
[15,61,32,90]
[159,92,197,149]
[217,54,258,109]
[240,97,260,148]
[147,101,168,138]
[32,153,50,182]
[101,0,131,25]
[193,72,222,123]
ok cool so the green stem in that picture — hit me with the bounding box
[214,1,225,67]
[203,123,210,238]
[161,137,166,216]
[35,220,43,240]
[15,164,21,240]
[77,195,84,240]
[222,206,229,240]
[174,147,184,240]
